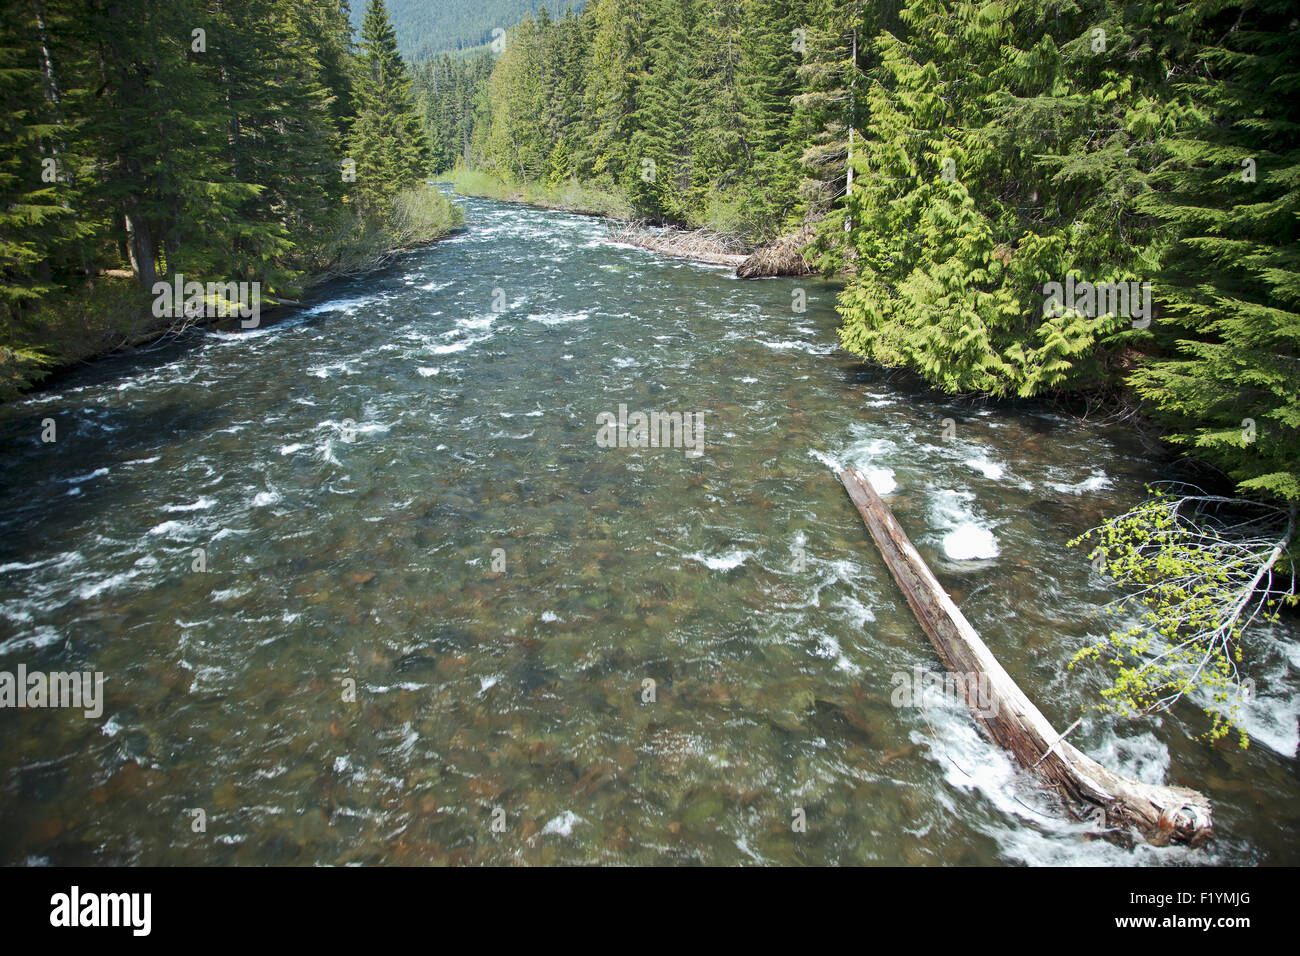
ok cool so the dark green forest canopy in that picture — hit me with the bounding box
[0,0,454,397]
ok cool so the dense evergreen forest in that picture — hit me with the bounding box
[418,0,1297,512]
[0,0,450,397]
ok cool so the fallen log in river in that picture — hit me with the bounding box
[838,466,1214,847]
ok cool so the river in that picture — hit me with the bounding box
[1,193,1297,865]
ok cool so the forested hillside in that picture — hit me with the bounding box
[352,0,580,60]
[428,0,1297,509]
[0,0,449,397]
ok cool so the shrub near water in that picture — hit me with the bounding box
[388,185,464,245]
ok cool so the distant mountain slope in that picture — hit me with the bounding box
[350,0,584,61]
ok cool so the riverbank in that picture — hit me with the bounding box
[445,167,820,275]
[444,168,634,220]
[0,186,464,403]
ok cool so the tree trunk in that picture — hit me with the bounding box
[123,199,158,291]
[838,466,1214,847]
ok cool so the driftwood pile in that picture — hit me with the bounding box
[604,220,749,267]
[735,225,815,279]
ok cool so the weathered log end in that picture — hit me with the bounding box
[1080,756,1214,847]
[837,465,1214,848]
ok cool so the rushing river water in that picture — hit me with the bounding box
[1,193,1297,866]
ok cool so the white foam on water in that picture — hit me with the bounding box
[835,435,901,490]
[1204,631,1300,757]
[528,311,589,326]
[204,310,317,343]
[931,489,1000,560]
[456,313,496,331]
[807,448,843,472]
[0,624,64,655]
[416,367,440,377]
[63,468,109,485]
[164,498,215,512]
[540,611,561,623]
[914,692,1210,866]
[596,239,640,252]
[814,439,896,491]
[1089,731,1170,786]
[835,594,877,630]
[307,359,360,378]
[943,524,1000,561]
[685,550,751,572]
[865,467,897,495]
[428,339,473,354]
[302,294,380,317]
[756,338,834,355]
[0,551,83,576]
[964,458,1006,480]
[148,519,199,538]
[251,490,281,507]
[77,569,142,600]
[812,630,861,675]
[539,811,586,838]
[1050,472,1112,495]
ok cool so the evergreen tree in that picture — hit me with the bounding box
[198,0,344,294]
[0,0,83,385]
[1133,0,1300,502]
[835,0,1180,397]
[578,0,645,188]
[349,0,432,209]
[790,0,876,251]
[65,0,243,292]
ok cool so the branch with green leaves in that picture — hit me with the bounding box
[1069,485,1297,748]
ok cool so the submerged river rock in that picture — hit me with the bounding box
[0,193,1297,865]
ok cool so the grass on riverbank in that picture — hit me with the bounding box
[0,185,463,401]
[444,167,634,220]
[300,184,464,282]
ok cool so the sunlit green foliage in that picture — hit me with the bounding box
[1070,489,1297,747]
